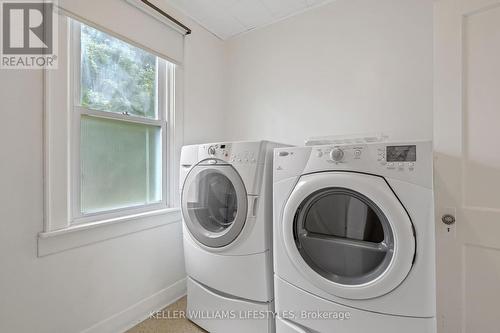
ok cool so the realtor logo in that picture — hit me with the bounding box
[1,0,58,69]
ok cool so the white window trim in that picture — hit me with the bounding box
[39,13,184,256]
[70,20,170,224]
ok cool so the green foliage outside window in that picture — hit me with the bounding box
[80,24,157,119]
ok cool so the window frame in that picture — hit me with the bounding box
[42,13,183,236]
[69,20,172,224]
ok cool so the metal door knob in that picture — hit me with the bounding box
[441,214,456,225]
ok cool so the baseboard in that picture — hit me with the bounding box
[82,277,187,333]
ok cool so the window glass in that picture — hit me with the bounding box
[80,116,161,214]
[80,24,157,119]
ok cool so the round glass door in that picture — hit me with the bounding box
[282,172,415,300]
[181,164,248,248]
[294,188,394,286]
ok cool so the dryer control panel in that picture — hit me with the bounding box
[312,144,418,172]
[274,141,433,188]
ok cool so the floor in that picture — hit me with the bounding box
[127,297,207,333]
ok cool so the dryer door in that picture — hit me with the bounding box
[282,172,415,300]
[181,163,248,248]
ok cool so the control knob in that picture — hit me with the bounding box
[208,146,216,156]
[330,148,344,162]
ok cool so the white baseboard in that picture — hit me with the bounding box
[82,278,187,333]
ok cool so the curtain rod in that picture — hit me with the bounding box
[140,0,192,35]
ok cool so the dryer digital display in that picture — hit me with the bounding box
[386,145,416,162]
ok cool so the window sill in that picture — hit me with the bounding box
[38,208,181,257]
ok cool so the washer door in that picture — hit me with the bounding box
[181,163,248,248]
[282,172,415,300]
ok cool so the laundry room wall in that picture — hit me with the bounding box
[224,0,434,145]
[182,10,228,145]
[0,3,226,333]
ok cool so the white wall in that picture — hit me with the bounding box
[0,5,226,333]
[183,20,228,145]
[224,0,434,145]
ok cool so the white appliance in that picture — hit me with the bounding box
[273,141,436,333]
[180,141,286,333]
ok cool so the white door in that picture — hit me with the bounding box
[434,0,500,332]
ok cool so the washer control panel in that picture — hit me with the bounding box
[199,142,259,164]
[202,143,231,160]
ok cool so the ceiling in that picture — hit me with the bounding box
[164,0,334,40]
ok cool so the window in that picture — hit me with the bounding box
[70,21,172,223]
[40,7,184,256]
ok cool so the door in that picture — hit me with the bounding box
[434,0,500,332]
[282,172,415,299]
[181,163,248,248]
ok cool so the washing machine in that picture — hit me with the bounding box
[180,141,287,333]
[273,141,436,333]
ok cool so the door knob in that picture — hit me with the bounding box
[441,214,456,225]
